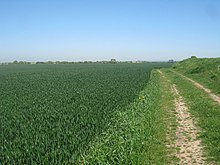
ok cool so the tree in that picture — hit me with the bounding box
[191,56,197,59]
[110,59,117,64]
[13,60,18,64]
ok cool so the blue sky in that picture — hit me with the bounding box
[0,0,220,62]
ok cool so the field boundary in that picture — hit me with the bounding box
[158,70,178,164]
[81,70,168,164]
[171,70,220,105]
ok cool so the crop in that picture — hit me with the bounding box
[81,70,170,164]
[0,63,170,164]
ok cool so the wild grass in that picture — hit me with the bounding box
[172,57,220,95]
[158,70,179,164]
[163,69,220,163]
[81,71,169,164]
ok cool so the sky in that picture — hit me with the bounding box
[0,0,220,62]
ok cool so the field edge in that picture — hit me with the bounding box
[79,70,174,164]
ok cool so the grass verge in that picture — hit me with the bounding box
[158,70,178,164]
[80,70,173,164]
[163,69,220,164]
[172,58,220,95]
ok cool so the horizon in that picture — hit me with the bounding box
[1,0,220,62]
[0,55,219,63]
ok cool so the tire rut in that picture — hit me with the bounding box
[172,84,206,165]
[172,70,220,105]
[158,70,210,165]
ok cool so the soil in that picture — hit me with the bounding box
[158,70,211,164]
[172,84,206,165]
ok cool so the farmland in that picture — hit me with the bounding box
[0,63,170,164]
[1,58,220,164]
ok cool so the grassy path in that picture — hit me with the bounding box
[171,70,220,105]
[158,70,177,164]
[159,70,207,164]
[161,69,220,164]
[82,69,220,164]
[171,84,206,164]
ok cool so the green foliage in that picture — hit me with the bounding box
[164,69,220,163]
[187,66,205,74]
[0,63,170,164]
[81,71,168,164]
[172,57,220,94]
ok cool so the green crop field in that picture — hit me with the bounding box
[0,63,170,164]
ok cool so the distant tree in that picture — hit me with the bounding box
[191,56,197,59]
[18,61,25,64]
[47,61,54,64]
[110,59,117,64]
[13,60,18,64]
[168,59,174,63]
[61,61,68,64]
[36,62,45,64]
[82,61,92,63]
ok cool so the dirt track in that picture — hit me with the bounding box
[172,70,220,105]
[172,84,206,164]
[158,70,208,164]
